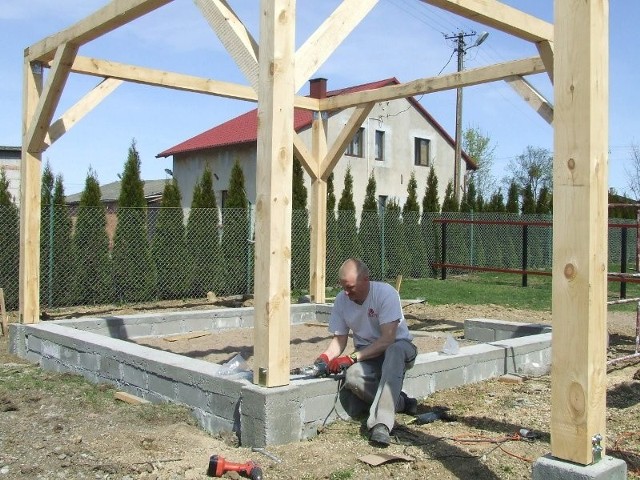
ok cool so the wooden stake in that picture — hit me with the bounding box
[395,275,403,293]
[0,288,8,336]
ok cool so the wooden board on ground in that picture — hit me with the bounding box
[163,331,210,342]
[114,391,150,405]
[0,288,7,337]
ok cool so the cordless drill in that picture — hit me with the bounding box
[207,455,263,480]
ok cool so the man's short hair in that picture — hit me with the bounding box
[340,258,370,280]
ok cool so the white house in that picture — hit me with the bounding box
[157,78,475,217]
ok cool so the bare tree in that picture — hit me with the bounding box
[503,145,553,203]
[463,126,496,200]
[625,143,640,200]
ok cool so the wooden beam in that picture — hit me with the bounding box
[504,75,553,124]
[66,56,319,110]
[20,61,44,324]
[551,0,608,465]
[420,0,553,43]
[536,40,555,83]
[46,78,123,147]
[320,57,546,112]
[309,112,329,303]
[320,103,375,180]
[194,0,260,92]
[253,0,295,388]
[0,288,8,336]
[26,43,78,153]
[292,132,319,179]
[26,0,173,63]
[294,0,378,91]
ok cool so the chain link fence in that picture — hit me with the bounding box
[0,205,637,312]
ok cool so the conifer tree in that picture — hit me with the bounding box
[222,160,250,294]
[152,179,190,299]
[40,163,55,305]
[358,173,382,279]
[506,181,520,214]
[441,181,459,212]
[421,166,441,276]
[536,186,552,215]
[460,178,477,213]
[73,170,113,305]
[187,166,223,296]
[336,167,362,262]
[487,189,506,212]
[50,175,74,306]
[422,167,440,213]
[521,183,536,214]
[384,199,410,278]
[291,157,310,290]
[112,140,157,302]
[0,168,19,309]
[403,172,428,277]
[325,172,342,286]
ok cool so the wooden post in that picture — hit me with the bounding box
[253,0,295,387]
[551,0,608,465]
[19,58,44,324]
[309,111,328,303]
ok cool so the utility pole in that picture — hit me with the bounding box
[445,31,488,204]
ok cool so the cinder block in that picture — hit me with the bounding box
[148,372,177,400]
[433,367,465,391]
[532,454,627,480]
[464,325,496,342]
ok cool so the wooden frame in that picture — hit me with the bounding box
[20,0,608,465]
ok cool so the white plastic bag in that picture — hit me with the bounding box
[441,334,460,355]
[218,353,250,376]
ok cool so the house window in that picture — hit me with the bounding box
[414,137,431,167]
[346,127,364,157]
[378,195,388,213]
[375,130,385,161]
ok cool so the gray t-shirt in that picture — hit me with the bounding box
[329,281,413,349]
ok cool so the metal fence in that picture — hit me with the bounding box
[0,205,637,311]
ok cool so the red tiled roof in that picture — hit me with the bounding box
[157,78,475,169]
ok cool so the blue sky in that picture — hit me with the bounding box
[1,0,637,196]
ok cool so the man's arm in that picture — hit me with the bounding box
[320,334,349,361]
[352,320,399,362]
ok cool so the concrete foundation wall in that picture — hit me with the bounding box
[8,308,551,447]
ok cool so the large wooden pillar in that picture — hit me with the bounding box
[551,0,608,465]
[253,0,295,387]
[309,111,328,303]
[19,59,44,324]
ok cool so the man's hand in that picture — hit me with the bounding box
[328,355,354,374]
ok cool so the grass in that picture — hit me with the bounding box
[325,269,640,313]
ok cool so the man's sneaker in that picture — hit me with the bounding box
[369,424,391,446]
[399,391,418,415]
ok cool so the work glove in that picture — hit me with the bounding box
[314,353,330,368]
[328,355,355,374]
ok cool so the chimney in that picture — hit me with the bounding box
[309,78,327,99]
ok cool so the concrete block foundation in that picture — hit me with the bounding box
[532,454,627,479]
[8,307,551,447]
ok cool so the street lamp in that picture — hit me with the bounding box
[446,30,489,203]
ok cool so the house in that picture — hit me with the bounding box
[157,78,476,218]
[65,179,168,248]
[0,146,21,206]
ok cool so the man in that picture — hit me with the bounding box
[315,258,418,446]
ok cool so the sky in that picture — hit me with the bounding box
[1,0,638,197]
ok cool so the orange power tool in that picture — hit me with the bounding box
[207,455,263,480]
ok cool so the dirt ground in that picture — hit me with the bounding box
[1,301,639,479]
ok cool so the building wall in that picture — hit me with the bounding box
[0,148,21,207]
[171,98,460,218]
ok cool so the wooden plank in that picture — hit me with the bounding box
[320,103,375,180]
[395,275,403,293]
[320,57,546,112]
[163,331,210,342]
[309,111,328,303]
[551,0,608,465]
[194,0,259,92]
[0,289,8,336]
[66,56,319,110]
[294,0,378,91]
[114,391,150,405]
[26,0,173,63]
[420,0,553,43]
[46,78,123,147]
[26,43,78,153]
[292,132,319,179]
[536,40,554,83]
[20,60,44,324]
[504,75,553,124]
[253,0,295,387]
